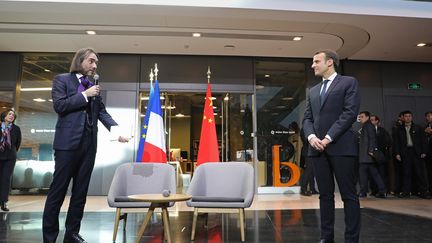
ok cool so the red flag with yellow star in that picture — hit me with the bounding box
[197,82,220,165]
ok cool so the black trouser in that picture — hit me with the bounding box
[359,163,386,195]
[426,157,432,193]
[0,158,16,202]
[370,162,388,194]
[393,158,403,194]
[300,157,317,192]
[401,148,429,194]
[42,129,96,243]
[311,154,360,243]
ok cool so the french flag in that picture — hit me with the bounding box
[138,79,167,163]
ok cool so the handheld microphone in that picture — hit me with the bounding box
[93,74,99,101]
[93,74,99,85]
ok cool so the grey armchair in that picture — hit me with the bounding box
[107,162,176,242]
[186,162,254,242]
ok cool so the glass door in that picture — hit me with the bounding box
[139,91,254,191]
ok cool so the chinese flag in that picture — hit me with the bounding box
[197,82,220,165]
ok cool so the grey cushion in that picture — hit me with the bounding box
[107,163,176,208]
[186,162,254,208]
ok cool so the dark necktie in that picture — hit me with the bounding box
[77,76,93,93]
[320,79,329,105]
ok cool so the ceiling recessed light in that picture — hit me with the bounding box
[264,74,270,78]
[224,45,235,50]
[44,69,51,72]
[282,97,294,101]
[293,36,302,41]
[192,33,201,37]
[86,30,96,35]
[417,43,427,47]
[175,113,185,117]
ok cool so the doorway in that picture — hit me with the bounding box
[139,91,254,190]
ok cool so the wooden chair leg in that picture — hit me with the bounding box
[113,208,121,242]
[239,208,245,242]
[134,205,155,243]
[191,208,199,241]
[162,207,172,243]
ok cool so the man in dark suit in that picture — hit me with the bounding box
[393,110,430,199]
[369,115,391,195]
[42,48,129,243]
[303,49,360,243]
[391,112,404,195]
[424,111,432,193]
[299,127,318,196]
[357,111,386,198]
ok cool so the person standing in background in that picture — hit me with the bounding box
[42,47,129,243]
[299,127,318,196]
[303,49,361,243]
[424,111,432,193]
[357,111,386,198]
[391,112,404,195]
[393,110,430,199]
[369,115,391,195]
[0,109,22,212]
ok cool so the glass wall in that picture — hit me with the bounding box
[8,52,310,194]
[255,60,307,187]
[13,53,72,192]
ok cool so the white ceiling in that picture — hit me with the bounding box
[0,0,432,62]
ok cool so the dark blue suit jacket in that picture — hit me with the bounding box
[303,74,360,157]
[52,73,118,150]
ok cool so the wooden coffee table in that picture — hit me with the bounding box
[128,193,192,243]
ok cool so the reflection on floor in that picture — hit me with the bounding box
[1,208,432,242]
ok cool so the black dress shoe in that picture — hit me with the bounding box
[375,193,387,198]
[419,193,431,199]
[311,190,319,194]
[0,202,9,212]
[300,190,312,196]
[398,192,410,198]
[358,193,367,198]
[64,233,88,243]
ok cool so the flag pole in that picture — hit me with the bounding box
[154,63,159,81]
[149,68,154,86]
[207,66,211,84]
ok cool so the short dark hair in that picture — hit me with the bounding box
[359,111,370,117]
[425,111,432,116]
[1,109,17,123]
[401,110,412,116]
[315,49,340,69]
[371,115,380,122]
[69,47,99,73]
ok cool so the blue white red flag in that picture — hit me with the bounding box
[136,79,167,162]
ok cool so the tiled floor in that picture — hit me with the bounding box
[1,194,431,242]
